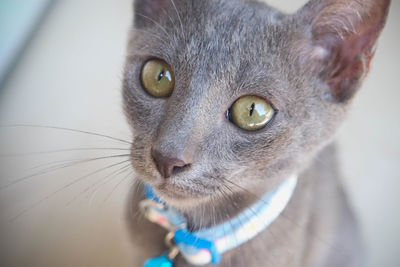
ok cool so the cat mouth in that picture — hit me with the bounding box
[148,179,213,205]
[155,182,200,199]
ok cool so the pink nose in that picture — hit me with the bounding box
[151,148,191,179]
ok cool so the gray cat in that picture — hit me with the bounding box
[122,0,390,266]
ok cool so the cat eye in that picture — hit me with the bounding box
[228,96,275,131]
[141,59,175,97]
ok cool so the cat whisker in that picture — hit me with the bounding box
[0,124,132,145]
[129,179,147,223]
[21,156,128,176]
[130,29,169,44]
[169,0,185,40]
[87,166,132,202]
[7,159,131,222]
[17,156,123,175]
[161,6,176,27]
[103,170,134,203]
[66,163,132,206]
[0,154,131,191]
[24,158,87,172]
[135,12,173,42]
[0,147,130,158]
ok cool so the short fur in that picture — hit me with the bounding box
[122,0,390,266]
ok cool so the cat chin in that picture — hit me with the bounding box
[159,195,210,210]
[151,184,213,209]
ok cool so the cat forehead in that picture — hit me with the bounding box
[171,1,286,58]
[132,1,293,82]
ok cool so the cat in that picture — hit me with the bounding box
[122,0,390,266]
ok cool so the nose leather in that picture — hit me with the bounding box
[151,148,189,179]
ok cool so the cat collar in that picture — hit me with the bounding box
[140,175,297,267]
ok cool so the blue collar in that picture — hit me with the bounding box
[140,175,298,267]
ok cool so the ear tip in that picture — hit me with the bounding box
[382,0,391,19]
[376,0,391,15]
[372,0,391,31]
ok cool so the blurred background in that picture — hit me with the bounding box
[0,0,399,266]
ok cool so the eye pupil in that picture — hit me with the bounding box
[249,103,255,116]
[157,69,165,82]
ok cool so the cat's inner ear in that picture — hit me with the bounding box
[299,0,390,102]
[133,0,172,28]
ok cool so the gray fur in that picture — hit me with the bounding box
[122,0,390,266]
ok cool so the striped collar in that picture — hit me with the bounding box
[140,175,297,267]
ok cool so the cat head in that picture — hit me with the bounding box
[123,0,389,210]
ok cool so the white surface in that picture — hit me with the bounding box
[0,0,399,266]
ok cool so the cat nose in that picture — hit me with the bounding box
[151,148,191,179]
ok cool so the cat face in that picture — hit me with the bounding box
[123,0,389,208]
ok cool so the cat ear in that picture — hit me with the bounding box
[298,0,390,102]
[133,0,172,28]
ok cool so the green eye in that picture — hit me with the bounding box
[229,96,275,131]
[141,59,175,97]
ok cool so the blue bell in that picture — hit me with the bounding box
[144,255,174,267]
